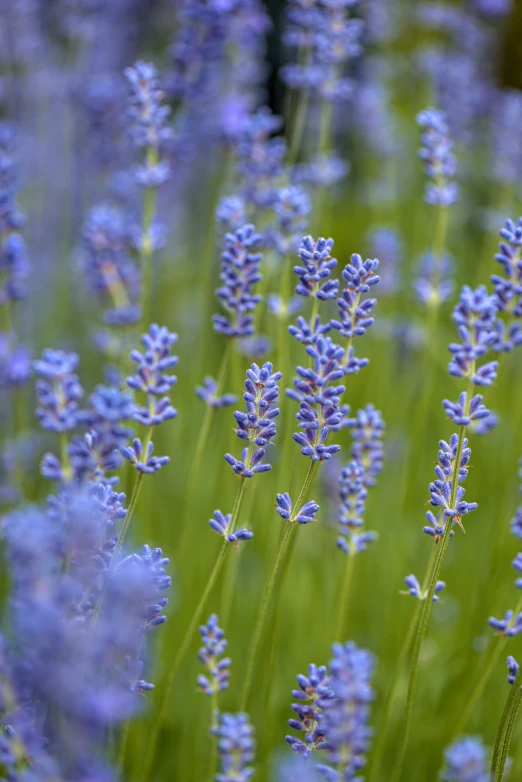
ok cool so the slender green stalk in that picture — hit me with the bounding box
[117,719,131,769]
[239,460,318,711]
[178,342,232,546]
[140,478,248,782]
[390,423,467,782]
[367,546,438,782]
[206,692,218,782]
[455,596,522,737]
[335,554,355,641]
[139,148,159,331]
[491,668,522,782]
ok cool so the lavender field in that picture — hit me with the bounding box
[1,1,522,780]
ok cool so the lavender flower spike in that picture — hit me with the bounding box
[507,655,520,685]
[212,712,255,781]
[428,435,477,530]
[127,324,178,427]
[34,349,83,434]
[275,493,319,524]
[224,361,281,478]
[196,376,237,409]
[209,509,253,546]
[285,663,332,759]
[403,574,446,602]
[197,614,231,696]
[417,107,459,207]
[294,236,338,301]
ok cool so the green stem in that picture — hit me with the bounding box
[491,669,522,782]
[239,460,318,711]
[390,424,467,782]
[117,719,131,770]
[139,148,159,332]
[287,88,310,168]
[335,554,355,641]
[207,692,218,782]
[140,478,248,782]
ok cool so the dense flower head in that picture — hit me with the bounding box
[196,376,237,409]
[286,663,332,759]
[124,61,172,186]
[336,459,377,555]
[330,253,380,375]
[403,574,446,602]
[344,404,385,487]
[448,285,499,386]
[294,236,338,300]
[441,737,489,782]
[209,509,254,545]
[488,610,522,637]
[225,362,281,477]
[268,185,311,256]
[79,204,140,325]
[275,492,320,524]
[34,349,84,434]
[287,336,346,409]
[213,712,255,782]
[417,107,459,206]
[197,614,231,696]
[236,108,286,209]
[1,486,171,779]
[443,392,492,427]
[214,224,263,338]
[414,250,454,305]
[315,641,375,780]
[489,217,522,351]
[0,129,30,307]
[120,437,169,474]
[281,0,364,102]
[428,435,477,527]
[507,655,519,685]
[127,324,178,427]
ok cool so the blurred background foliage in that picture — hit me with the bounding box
[1,0,522,781]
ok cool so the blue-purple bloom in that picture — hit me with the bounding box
[417,107,459,206]
[488,610,522,637]
[209,509,253,546]
[268,185,311,256]
[344,404,385,487]
[315,642,375,780]
[214,224,263,338]
[275,493,320,524]
[507,655,519,685]
[127,324,178,427]
[428,435,477,527]
[286,664,332,759]
[443,392,492,427]
[441,737,488,782]
[367,227,402,294]
[34,349,83,434]
[403,574,446,602]
[448,285,499,386]
[213,712,255,782]
[337,459,377,556]
[196,376,237,409]
[294,236,338,301]
[490,217,522,352]
[224,362,281,477]
[0,129,29,307]
[197,614,231,696]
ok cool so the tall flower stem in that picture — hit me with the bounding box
[206,692,218,782]
[178,342,232,547]
[367,546,438,782]
[491,667,522,782]
[141,477,248,782]
[139,149,159,332]
[335,554,355,640]
[239,460,318,711]
[455,592,522,737]
[390,423,467,782]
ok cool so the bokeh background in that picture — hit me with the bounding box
[2,0,522,780]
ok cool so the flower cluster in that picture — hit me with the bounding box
[268,185,311,257]
[404,574,446,602]
[344,404,385,487]
[213,713,256,782]
[427,435,477,532]
[315,642,375,780]
[330,254,380,375]
[275,493,320,525]
[196,376,237,409]
[224,362,281,478]
[447,285,499,388]
[507,655,519,685]
[124,61,172,187]
[490,217,522,352]
[236,108,286,210]
[417,107,459,206]
[441,737,489,782]
[209,509,253,546]
[281,0,364,102]
[286,663,332,758]
[127,323,178,427]
[337,460,376,556]
[293,236,338,301]
[214,224,263,339]
[0,129,30,308]
[197,614,231,696]
[79,204,140,326]
[34,349,83,435]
